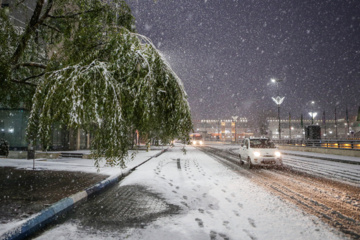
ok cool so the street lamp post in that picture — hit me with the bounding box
[335,107,338,139]
[272,96,285,139]
[310,101,316,124]
[232,116,238,142]
[309,112,317,124]
[271,78,284,140]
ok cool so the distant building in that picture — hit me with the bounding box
[267,117,358,140]
[192,115,360,142]
[193,118,251,142]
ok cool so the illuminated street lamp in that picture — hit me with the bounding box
[308,100,318,125]
[309,112,317,124]
[272,96,285,105]
[271,78,284,140]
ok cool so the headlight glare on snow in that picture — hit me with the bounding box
[275,151,281,157]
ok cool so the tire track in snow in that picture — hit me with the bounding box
[199,146,360,239]
[283,156,360,185]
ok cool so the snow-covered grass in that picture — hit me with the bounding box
[34,145,347,240]
[0,148,164,237]
[0,149,164,177]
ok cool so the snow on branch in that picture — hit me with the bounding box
[27,28,192,167]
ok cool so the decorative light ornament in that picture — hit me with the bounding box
[308,112,317,118]
[272,96,285,105]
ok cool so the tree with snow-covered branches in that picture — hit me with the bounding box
[0,0,192,167]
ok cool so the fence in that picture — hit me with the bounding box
[274,139,360,150]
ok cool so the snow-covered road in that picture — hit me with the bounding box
[199,144,360,239]
[36,145,347,240]
[209,142,360,186]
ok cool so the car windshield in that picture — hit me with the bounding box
[193,135,203,140]
[250,139,275,148]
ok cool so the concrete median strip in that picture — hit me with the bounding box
[0,148,168,240]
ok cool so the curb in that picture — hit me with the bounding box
[0,148,169,240]
[282,152,360,165]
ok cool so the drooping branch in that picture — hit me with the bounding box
[47,8,103,19]
[11,79,38,87]
[14,62,47,69]
[20,72,45,82]
[26,29,192,167]
[41,23,61,33]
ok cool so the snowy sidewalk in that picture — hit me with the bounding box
[36,145,346,240]
[0,148,165,238]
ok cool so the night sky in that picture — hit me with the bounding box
[128,0,360,122]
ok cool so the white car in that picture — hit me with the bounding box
[238,138,282,169]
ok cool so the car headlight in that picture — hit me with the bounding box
[254,152,261,157]
[275,151,281,157]
[199,140,203,145]
[193,141,197,145]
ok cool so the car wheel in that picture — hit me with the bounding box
[239,154,244,165]
[245,157,253,169]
